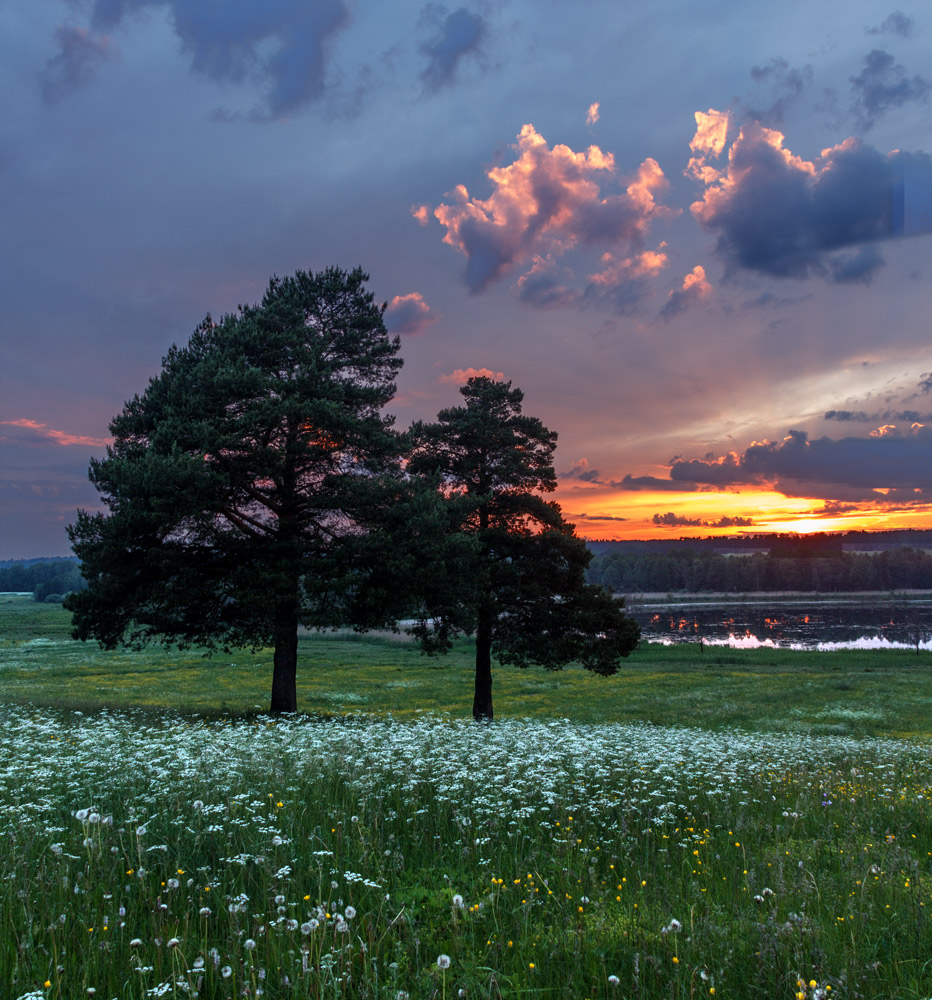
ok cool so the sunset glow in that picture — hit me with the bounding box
[557,483,932,541]
[3,3,932,557]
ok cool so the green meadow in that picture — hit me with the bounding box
[2,593,932,999]
[2,595,932,738]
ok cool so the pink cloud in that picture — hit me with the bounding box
[586,101,600,125]
[661,264,713,319]
[432,123,673,293]
[384,292,435,335]
[439,367,505,385]
[0,418,111,448]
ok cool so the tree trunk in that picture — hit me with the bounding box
[270,606,299,713]
[473,603,493,722]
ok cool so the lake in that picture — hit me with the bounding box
[627,596,932,650]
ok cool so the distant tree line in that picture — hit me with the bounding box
[586,529,932,556]
[587,546,932,594]
[0,558,86,602]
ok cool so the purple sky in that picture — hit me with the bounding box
[2,1,932,558]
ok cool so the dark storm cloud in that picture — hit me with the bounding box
[418,5,486,92]
[40,25,116,105]
[850,49,930,128]
[667,429,932,495]
[48,0,351,115]
[691,120,932,283]
[867,11,915,38]
[652,512,754,528]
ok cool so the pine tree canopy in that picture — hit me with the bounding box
[67,267,409,712]
[407,376,640,720]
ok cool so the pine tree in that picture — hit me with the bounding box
[67,267,405,712]
[407,377,640,721]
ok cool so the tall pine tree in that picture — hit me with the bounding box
[407,377,640,720]
[67,267,405,712]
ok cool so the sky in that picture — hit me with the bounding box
[2,1,932,558]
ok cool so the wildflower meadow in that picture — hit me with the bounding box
[2,597,932,998]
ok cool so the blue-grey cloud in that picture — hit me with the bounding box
[867,11,915,38]
[746,57,813,126]
[40,25,116,105]
[828,245,887,284]
[47,0,351,116]
[691,119,932,283]
[667,428,932,498]
[384,292,435,335]
[824,409,873,421]
[516,257,581,309]
[418,5,486,92]
[850,49,930,128]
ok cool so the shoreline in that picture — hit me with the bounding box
[623,589,932,606]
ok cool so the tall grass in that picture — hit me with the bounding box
[3,708,931,999]
[2,595,932,997]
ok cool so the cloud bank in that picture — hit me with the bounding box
[665,427,932,501]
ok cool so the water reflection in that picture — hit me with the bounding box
[629,599,932,650]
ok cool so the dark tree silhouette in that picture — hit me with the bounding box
[407,377,640,721]
[67,267,406,713]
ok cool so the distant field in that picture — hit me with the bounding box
[2,593,932,739]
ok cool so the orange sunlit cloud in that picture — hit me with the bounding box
[588,248,668,287]
[432,123,672,292]
[681,264,712,296]
[586,101,600,125]
[685,108,730,184]
[439,367,505,385]
[0,418,110,449]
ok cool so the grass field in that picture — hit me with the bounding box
[2,594,932,999]
[3,595,932,738]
